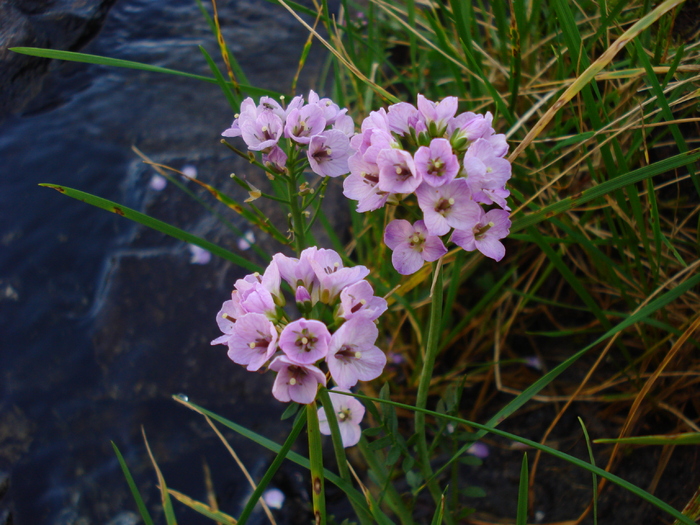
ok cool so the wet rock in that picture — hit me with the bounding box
[0,0,117,118]
[105,511,139,525]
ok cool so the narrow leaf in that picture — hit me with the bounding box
[39,184,261,273]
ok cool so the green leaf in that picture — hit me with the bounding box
[111,442,155,525]
[594,433,700,446]
[512,148,700,234]
[168,489,237,523]
[173,397,390,525]
[40,184,261,273]
[516,454,528,525]
[10,47,279,98]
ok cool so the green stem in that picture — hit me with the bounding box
[237,410,306,525]
[358,436,416,525]
[414,262,453,522]
[286,147,307,255]
[307,402,326,525]
[317,388,374,525]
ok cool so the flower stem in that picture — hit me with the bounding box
[317,388,373,525]
[307,401,326,525]
[286,147,307,255]
[414,261,454,522]
[236,409,306,525]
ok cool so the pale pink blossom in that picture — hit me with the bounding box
[318,388,365,447]
[337,280,387,321]
[451,208,511,261]
[225,312,278,371]
[307,130,352,177]
[326,317,386,389]
[415,179,481,236]
[377,148,421,194]
[279,318,331,364]
[414,138,459,187]
[384,219,447,275]
[270,356,326,404]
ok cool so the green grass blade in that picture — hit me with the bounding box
[527,226,613,333]
[432,268,700,481]
[594,432,700,445]
[198,45,240,110]
[10,47,279,98]
[173,397,389,524]
[579,418,599,525]
[143,430,178,525]
[511,148,700,233]
[236,410,306,525]
[346,393,696,525]
[516,453,528,525]
[111,442,155,525]
[167,489,237,523]
[40,184,261,273]
[195,0,250,87]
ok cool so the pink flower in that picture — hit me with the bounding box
[384,219,447,275]
[279,318,331,364]
[463,138,511,210]
[225,312,278,371]
[262,145,288,173]
[446,112,493,143]
[451,208,511,261]
[343,155,388,212]
[337,280,387,321]
[377,148,421,194]
[317,388,365,447]
[211,298,240,345]
[386,102,425,136]
[270,356,326,404]
[326,317,386,389]
[414,138,459,187]
[308,89,343,124]
[415,179,481,236]
[309,249,370,304]
[188,244,211,264]
[307,130,352,178]
[284,104,326,144]
[416,94,458,131]
[240,111,284,152]
[273,248,320,302]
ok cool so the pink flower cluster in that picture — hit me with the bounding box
[211,248,387,442]
[343,95,512,274]
[222,91,355,178]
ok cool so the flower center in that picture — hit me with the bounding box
[428,158,445,176]
[335,344,359,363]
[409,232,425,249]
[393,163,412,181]
[296,329,318,353]
[474,221,495,240]
[434,197,455,215]
[323,262,341,275]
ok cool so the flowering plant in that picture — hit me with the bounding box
[345,95,512,273]
[211,247,387,446]
[23,1,699,523]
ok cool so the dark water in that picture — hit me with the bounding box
[0,1,327,523]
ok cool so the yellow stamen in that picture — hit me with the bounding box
[289,378,297,385]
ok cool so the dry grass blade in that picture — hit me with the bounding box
[203,414,278,525]
[508,0,688,163]
[142,427,178,524]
